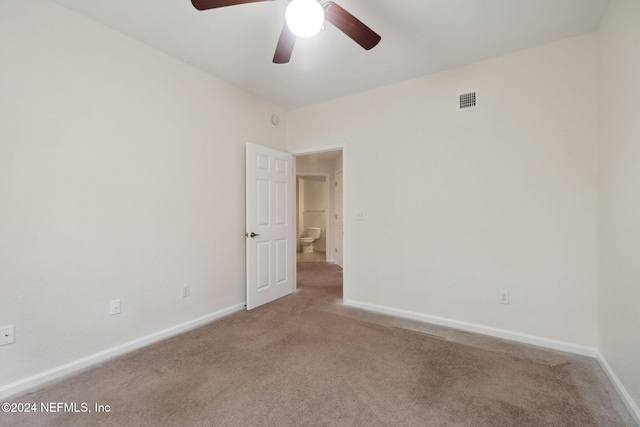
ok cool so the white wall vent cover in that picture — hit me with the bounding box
[458,90,478,111]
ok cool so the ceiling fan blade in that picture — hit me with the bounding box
[273,23,297,64]
[323,1,381,50]
[191,0,270,11]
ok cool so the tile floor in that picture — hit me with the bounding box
[296,250,326,263]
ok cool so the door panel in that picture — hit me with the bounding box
[275,238,288,283]
[246,143,295,310]
[257,179,270,226]
[256,241,270,290]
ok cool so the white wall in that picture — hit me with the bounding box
[288,34,599,348]
[0,1,285,388]
[296,155,338,174]
[598,0,640,417]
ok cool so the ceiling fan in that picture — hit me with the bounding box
[191,0,381,64]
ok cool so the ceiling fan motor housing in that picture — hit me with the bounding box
[190,0,381,64]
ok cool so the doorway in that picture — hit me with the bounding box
[296,173,330,263]
[294,149,344,270]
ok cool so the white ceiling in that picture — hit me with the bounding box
[297,149,342,162]
[51,0,610,110]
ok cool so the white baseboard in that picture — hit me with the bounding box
[597,351,640,426]
[343,299,597,357]
[0,303,245,401]
[347,298,640,423]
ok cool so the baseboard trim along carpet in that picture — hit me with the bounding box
[343,299,597,357]
[0,303,246,401]
[597,351,640,426]
[346,298,640,424]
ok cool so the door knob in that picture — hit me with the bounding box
[245,232,260,238]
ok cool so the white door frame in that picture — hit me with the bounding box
[296,173,331,262]
[292,144,347,300]
[333,169,344,268]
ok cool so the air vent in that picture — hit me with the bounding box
[458,90,478,111]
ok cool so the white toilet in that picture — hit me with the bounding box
[300,227,321,253]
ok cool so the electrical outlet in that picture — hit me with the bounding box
[182,284,190,298]
[355,211,366,221]
[499,291,509,305]
[0,325,15,346]
[110,299,121,315]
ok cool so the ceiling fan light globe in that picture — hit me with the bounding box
[285,0,324,38]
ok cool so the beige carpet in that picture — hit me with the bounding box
[1,263,635,426]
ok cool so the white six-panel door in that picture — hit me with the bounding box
[245,143,295,310]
